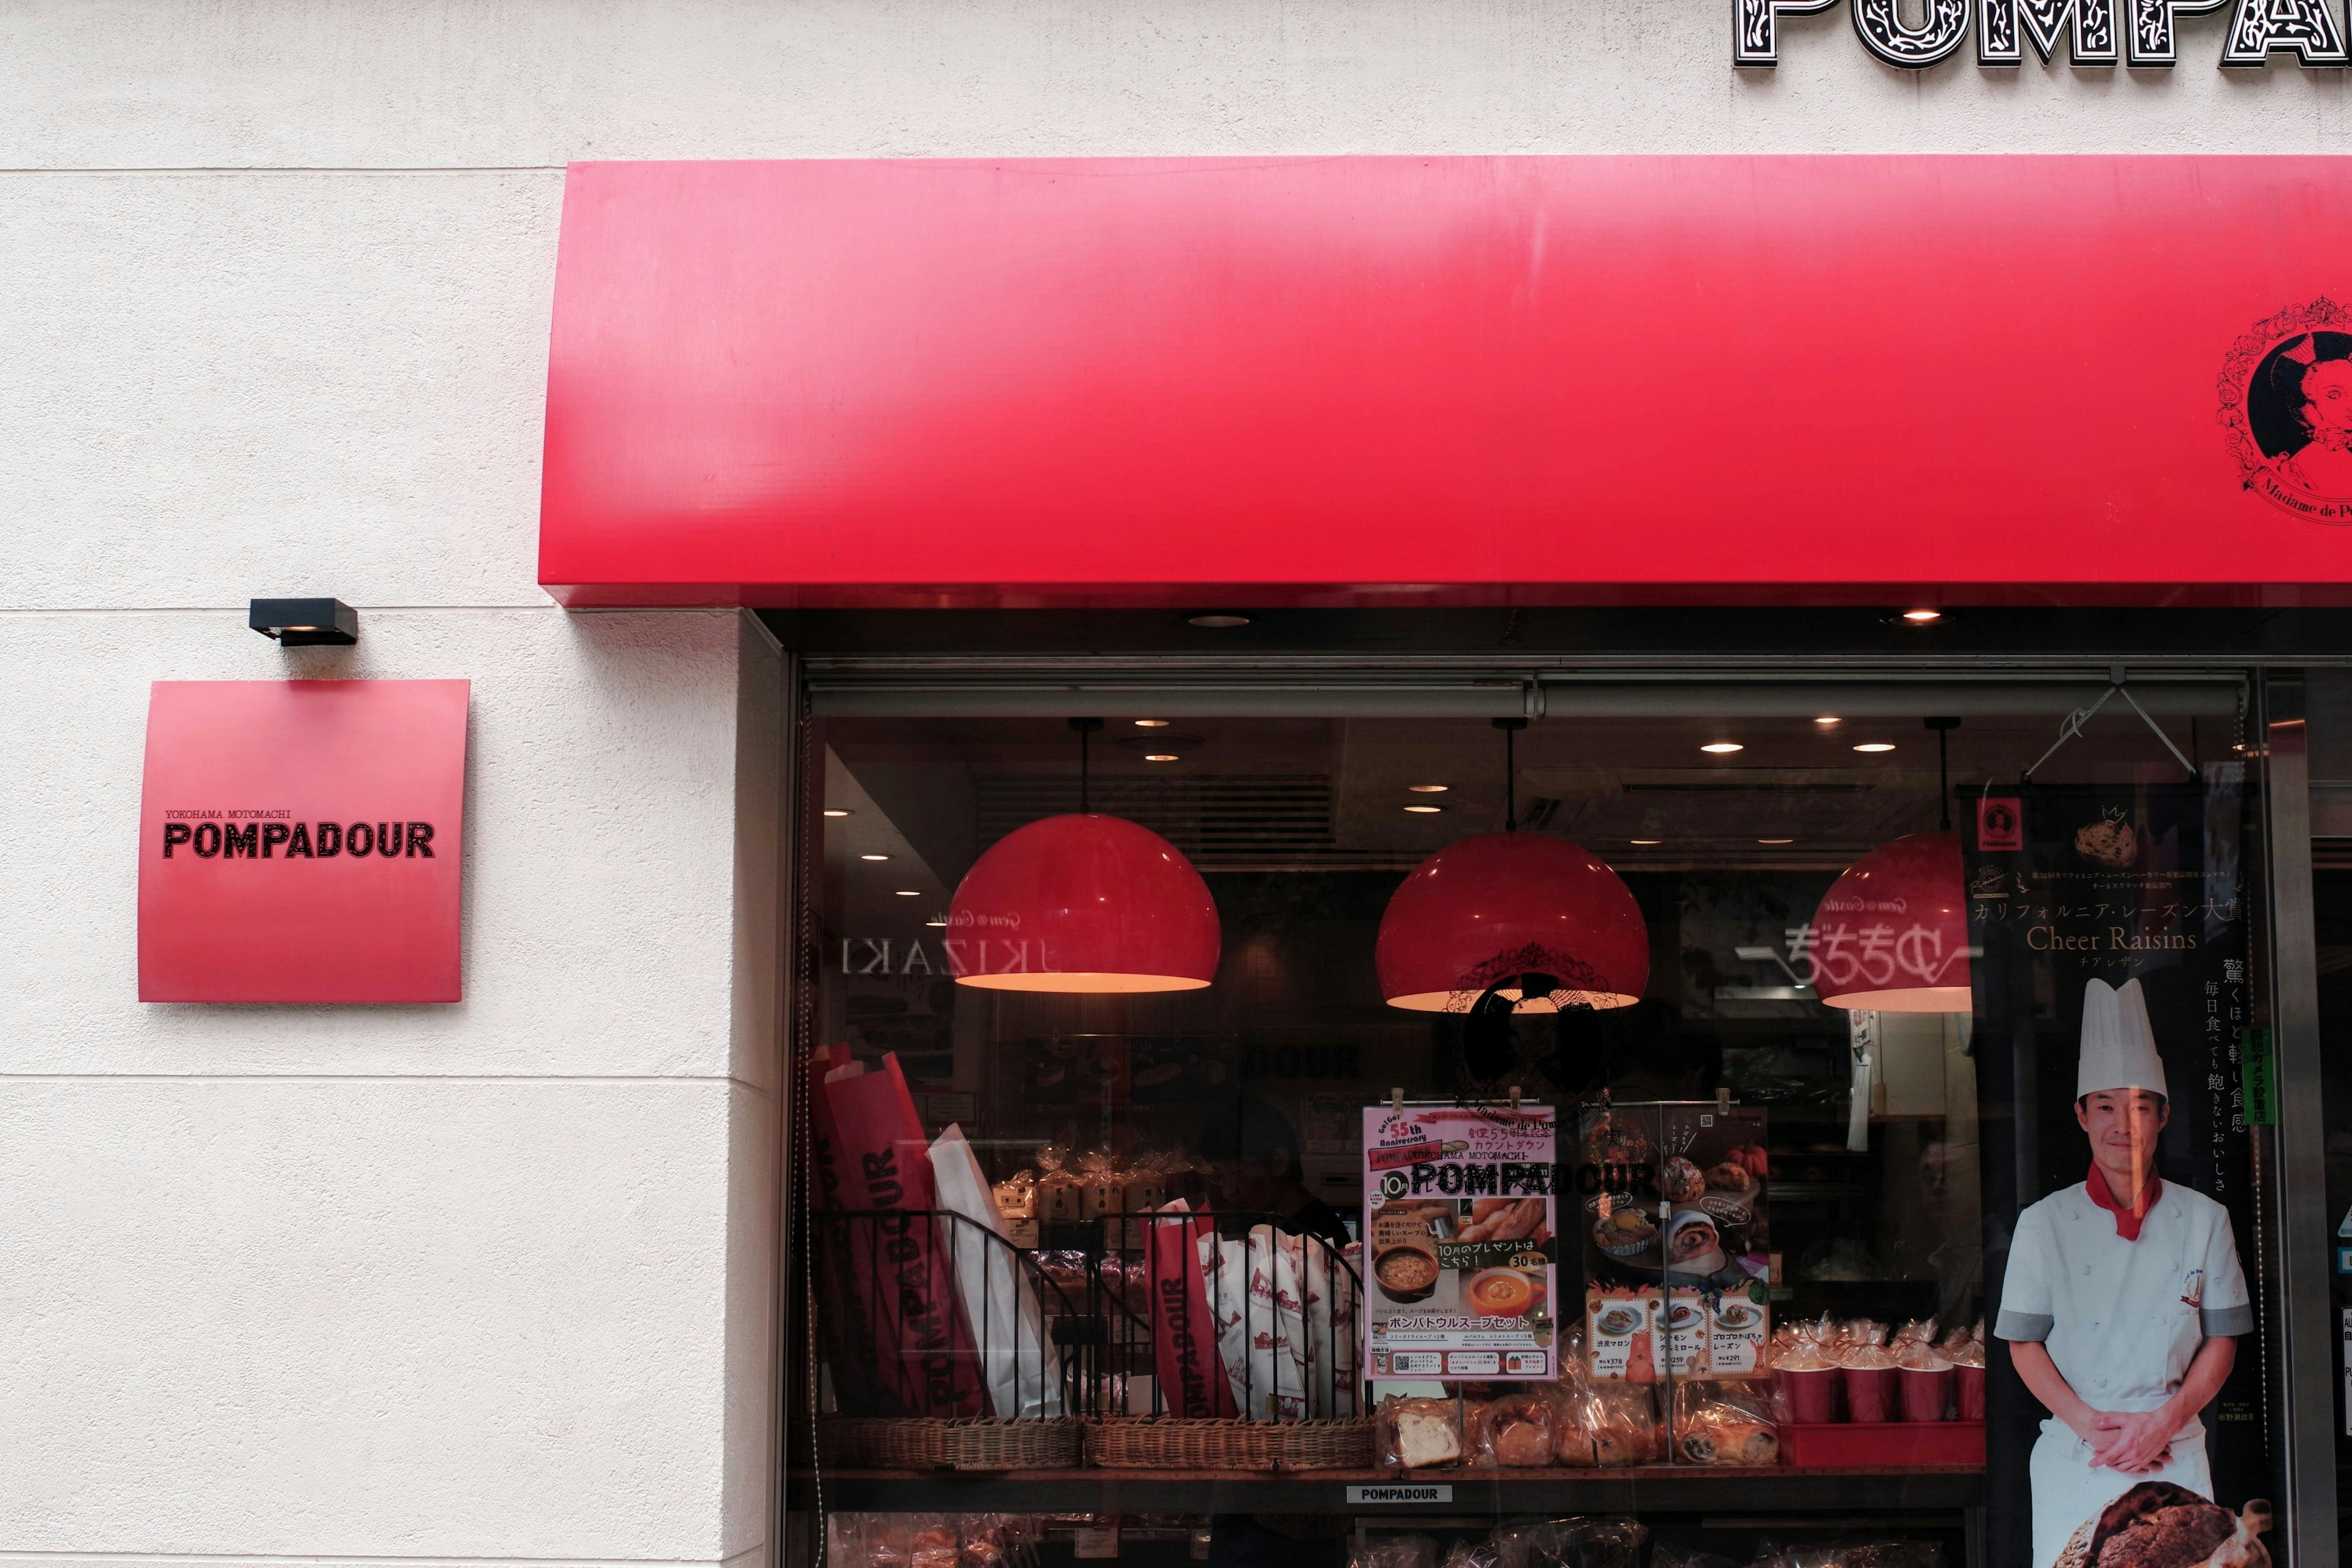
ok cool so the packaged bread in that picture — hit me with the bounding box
[1377,1394,1466,1471]
[1471,1388,1565,1468]
[1033,1145,1084,1226]
[1520,1518,1648,1568]
[909,1523,960,1568]
[1585,1380,1665,1465]
[1672,1378,1779,1466]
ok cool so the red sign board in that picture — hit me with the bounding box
[540,157,2352,608]
[138,680,469,1003]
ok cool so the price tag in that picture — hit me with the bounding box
[1073,1528,1120,1560]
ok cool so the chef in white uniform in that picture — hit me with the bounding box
[1995,977,2251,1568]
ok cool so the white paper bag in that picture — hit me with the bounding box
[927,1123,1065,1417]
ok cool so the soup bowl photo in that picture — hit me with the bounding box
[1373,1243,1442,1302]
[1466,1267,1542,1318]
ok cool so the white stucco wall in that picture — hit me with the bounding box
[3,4,2347,1568]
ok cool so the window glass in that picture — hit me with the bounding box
[799,694,2262,1568]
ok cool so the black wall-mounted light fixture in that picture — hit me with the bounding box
[249,598,358,646]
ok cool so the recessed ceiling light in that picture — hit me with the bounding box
[1629,838,1662,845]
[1757,837,1795,845]
[1408,783,1450,794]
[1403,804,1444,814]
[1134,718,1171,728]
[1186,612,1251,628]
[1901,609,1942,624]
[1700,742,1744,754]
[859,853,890,861]
[1814,717,1841,727]
[925,916,948,927]
[894,889,921,897]
[1144,753,1180,763]
[823,808,853,818]
[1853,742,1896,753]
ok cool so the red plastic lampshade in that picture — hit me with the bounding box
[948,813,1221,993]
[1811,831,1970,1012]
[1375,832,1649,1012]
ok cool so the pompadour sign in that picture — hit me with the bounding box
[137,680,469,1003]
[1736,0,2349,69]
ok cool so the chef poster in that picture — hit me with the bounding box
[1362,1103,1557,1380]
[1969,778,2264,1568]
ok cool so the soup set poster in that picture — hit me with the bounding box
[1362,1105,1559,1380]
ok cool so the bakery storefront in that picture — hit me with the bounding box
[541,158,2352,1568]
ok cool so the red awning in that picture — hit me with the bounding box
[540,156,2352,608]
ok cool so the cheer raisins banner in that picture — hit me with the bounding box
[1968,777,2261,1568]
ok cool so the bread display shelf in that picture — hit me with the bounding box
[799,1463,1985,1517]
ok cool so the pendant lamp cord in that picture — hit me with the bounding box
[1928,717,1958,832]
[1071,717,1104,813]
[1493,716,1528,832]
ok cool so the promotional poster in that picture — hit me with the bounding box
[1577,1103,1773,1382]
[1970,778,2261,1568]
[1362,1104,1558,1381]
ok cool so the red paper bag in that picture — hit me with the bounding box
[824,1053,987,1418]
[1146,1201,1237,1418]
[806,1046,889,1415]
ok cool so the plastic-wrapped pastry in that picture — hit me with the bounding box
[1673,1379,1779,1466]
[1472,1389,1564,1468]
[909,1525,960,1568]
[1378,1394,1465,1471]
[1584,1381,1665,1465]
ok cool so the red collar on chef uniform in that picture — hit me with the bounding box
[2085,1166,2163,1240]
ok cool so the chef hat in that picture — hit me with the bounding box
[2076,977,2168,1101]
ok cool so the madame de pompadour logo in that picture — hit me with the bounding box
[2220,298,2352,524]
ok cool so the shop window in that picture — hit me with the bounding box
[791,689,2268,1568]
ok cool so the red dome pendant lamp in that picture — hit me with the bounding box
[1812,718,1971,1012]
[1375,718,1649,1014]
[948,718,1221,993]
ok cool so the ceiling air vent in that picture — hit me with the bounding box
[974,774,1336,869]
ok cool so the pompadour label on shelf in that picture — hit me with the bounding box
[1345,1485,1453,1506]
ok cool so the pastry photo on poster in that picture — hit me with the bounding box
[1362,1103,1557,1381]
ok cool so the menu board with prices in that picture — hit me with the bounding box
[1362,1102,1558,1381]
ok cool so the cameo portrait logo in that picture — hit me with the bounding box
[2220,298,2352,523]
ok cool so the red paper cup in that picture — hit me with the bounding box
[1843,1365,1896,1424]
[1782,1365,1841,1423]
[1955,1364,1986,1420]
[1900,1366,1954,1422]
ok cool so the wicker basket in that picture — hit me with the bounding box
[1087,1418,1280,1471]
[935,1417,1084,1471]
[813,1417,929,1469]
[814,1416,1081,1471]
[1270,1419,1376,1471]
